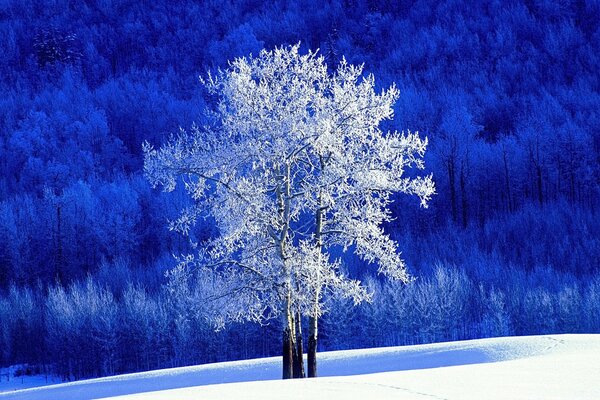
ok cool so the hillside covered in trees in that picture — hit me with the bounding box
[1,0,599,381]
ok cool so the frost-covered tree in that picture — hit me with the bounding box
[144,44,434,379]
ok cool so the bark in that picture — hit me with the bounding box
[282,326,293,379]
[293,311,305,378]
[308,189,325,378]
[291,312,298,373]
[282,294,294,379]
[307,315,318,377]
[279,163,295,380]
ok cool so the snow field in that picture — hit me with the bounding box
[2,334,599,400]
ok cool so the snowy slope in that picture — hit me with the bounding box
[2,334,599,400]
[0,370,61,393]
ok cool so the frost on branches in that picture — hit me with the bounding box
[143,44,435,379]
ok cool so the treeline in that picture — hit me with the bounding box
[329,201,600,346]
[1,203,599,378]
[323,266,600,350]
[2,255,599,380]
[0,276,280,380]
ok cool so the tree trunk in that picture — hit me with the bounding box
[308,189,325,378]
[279,163,295,380]
[536,164,543,205]
[282,293,294,379]
[460,163,468,229]
[293,312,305,378]
[308,315,318,377]
[291,312,298,376]
[502,146,513,212]
[447,160,457,223]
[55,203,64,284]
[282,324,293,379]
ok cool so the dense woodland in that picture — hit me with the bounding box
[1,0,600,380]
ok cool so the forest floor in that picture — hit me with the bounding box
[1,334,599,399]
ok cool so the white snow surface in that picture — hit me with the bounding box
[2,334,599,400]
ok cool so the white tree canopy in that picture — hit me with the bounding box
[144,44,435,328]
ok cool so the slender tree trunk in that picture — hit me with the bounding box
[282,294,293,379]
[569,169,575,203]
[447,160,457,223]
[55,203,64,283]
[308,314,318,377]
[308,189,325,378]
[536,164,543,205]
[460,163,468,229]
[502,146,512,212]
[291,312,298,377]
[279,163,295,380]
[293,311,305,378]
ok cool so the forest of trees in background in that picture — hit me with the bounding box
[0,0,599,380]
[2,254,600,379]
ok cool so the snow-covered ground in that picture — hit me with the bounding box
[0,366,61,393]
[2,334,599,400]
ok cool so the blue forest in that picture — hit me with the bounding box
[0,0,599,381]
